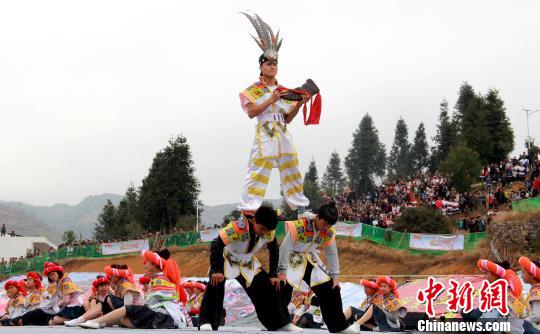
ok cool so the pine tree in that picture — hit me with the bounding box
[439,145,483,192]
[387,118,413,180]
[94,199,117,241]
[453,82,476,135]
[345,114,386,194]
[483,89,514,163]
[431,99,457,170]
[303,159,323,210]
[321,151,346,197]
[411,122,430,173]
[138,135,201,233]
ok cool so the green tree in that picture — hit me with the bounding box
[387,118,413,180]
[394,207,452,234]
[138,135,201,233]
[439,145,483,192]
[94,199,117,241]
[483,89,514,163]
[411,122,430,174]
[321,151,346,197]
[431,99,457,170]
[303,159,323,210]
[345,114,386,194]
[452,82,476,135]
[62,230,77,244]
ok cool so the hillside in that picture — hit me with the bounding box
[61,238,489,278]
[0,204,58,243]
[3,194,123,240]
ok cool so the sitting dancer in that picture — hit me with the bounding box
[344,279,381,329]
[278,202,356,333]
[0,280,27,326]
[64,275,115,326]
[462,259,528,334]
[79,249,188,329]
[24,272,44,313]
[293,295,324,329]
[45,262,85,325]
[20,263,61,325]
[519,256,540,334]
[354,276,406,332]
[183,280,206,327]
[198,206,297,331]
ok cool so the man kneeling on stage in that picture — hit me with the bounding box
[198,206,301,332]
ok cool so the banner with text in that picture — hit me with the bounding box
[409,233,464,251]
[335,222,363,237]
[200,228,220,242]
[101,239,149,255]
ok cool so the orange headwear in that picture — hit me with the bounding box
[138,276,151,285]
[477,259,523,298]
[519,256,540,280]
[92,277,110,289]
[360,279,380,292]
[141,250,187,303]
[376,276,399,298]
[104,266,134,283]
[26,272,42,290]
[182,281,206,292]
[43,262,64,276]
[4,280,27,296]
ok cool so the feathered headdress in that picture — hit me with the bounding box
[241,12,282,63]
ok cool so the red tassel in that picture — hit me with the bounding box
[304,93,322,125]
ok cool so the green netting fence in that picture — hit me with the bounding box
[1,222,486,277]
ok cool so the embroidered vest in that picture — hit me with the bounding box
[286,219,335,252]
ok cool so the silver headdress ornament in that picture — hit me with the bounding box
[240,12,282,61]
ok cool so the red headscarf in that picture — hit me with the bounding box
[182,281,206,292]
[376,275,399,298]
[360,279,380,293]
[27,271,42,290]
[519,256,540,280]
[43,262,64,276]
[477,259,523,298]
[138,276,151,285]
[141,250,187,303]
[4,280,27,296]
[104,266,134,283]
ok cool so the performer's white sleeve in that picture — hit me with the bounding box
[323,242,340,279]
[278,233,293,274]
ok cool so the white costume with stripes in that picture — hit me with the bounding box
[239,78,310,211]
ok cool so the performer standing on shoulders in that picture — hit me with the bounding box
[239,13,312,218]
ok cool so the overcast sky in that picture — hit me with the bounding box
[1,0,539,207]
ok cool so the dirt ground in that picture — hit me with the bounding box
[61,239,489,281]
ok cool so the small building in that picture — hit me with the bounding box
[0,235,57,261]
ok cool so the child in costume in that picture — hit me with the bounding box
[278,201,356,333]
[293,294,324,329]
[24,272,44,313]
[519,256,540,334]
[20,262,61,325]
[64,275,113,326]
[198,206,297,331]
[462,259,528,334]
[0,280,27,326]
[344,279,381,329]
[183,280,206,327]
[354,276,406,332]
[79,249,188,329]
[47,262,85,325]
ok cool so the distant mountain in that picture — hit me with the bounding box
[0,195,283,241]
[4,194,123,240]
[0,203,59,243]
